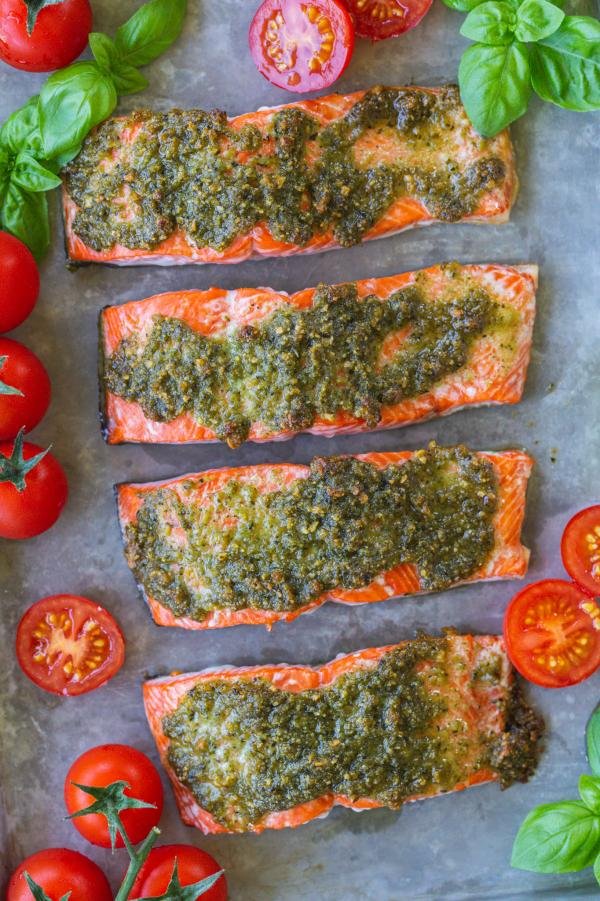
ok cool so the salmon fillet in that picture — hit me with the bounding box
[116,447,532,630]
[143,634,543,834]
[100,262,537,446]
[63,85,518,266]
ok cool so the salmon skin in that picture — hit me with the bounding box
[100,262,537,446]
[63,85,518,266]
[143,634,543,835]
[116,446,532,631]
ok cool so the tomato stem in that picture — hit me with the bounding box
[114,825,160,901]
[0,428,49,491]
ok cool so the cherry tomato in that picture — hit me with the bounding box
[0,434,68,539]
[0,338,51,440]
[249,0,355,93]
[342,0,432,40]
[7,848,112,901]
[0,0,93,72]
[561,505,600,598]
[129,845,227,900]
[0,232,40,332]
[16,594,125,696]
[65,744,164,848]
[504,579,600,688]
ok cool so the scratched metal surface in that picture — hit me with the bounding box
[1,1,600,898]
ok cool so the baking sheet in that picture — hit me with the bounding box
[1,0,599,897]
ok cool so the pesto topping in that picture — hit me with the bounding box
[124,445,498,621]
[105,278,495,446]
[65,86,506,252]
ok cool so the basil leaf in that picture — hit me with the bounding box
[89,32,120,73]
[12,151,62,192]
[511,800,600,873]
[588,707,600,775]
[115,0,187,68]
[1,182,49,260]
[515,0,565,41]
[0,97,43,156]
[22,0,69,34]
[531,16,600,111]
[580,775,600,814]
[111,63,149,96]
[595,852,600,886]
[459,41,531,136]
[442,0,491,11]
[461,1,517,45]
[39,61,117,159]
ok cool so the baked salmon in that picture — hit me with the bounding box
[63,85,518,266]
[100,262,537,446]
[117,445,532,630]
[143,633,543,834]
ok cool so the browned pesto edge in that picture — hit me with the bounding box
[123,444,499,622]
[65,85,508,254]
[161,634,543,831]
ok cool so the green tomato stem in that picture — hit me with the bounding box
[115,826,160,901]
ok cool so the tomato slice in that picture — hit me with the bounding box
[504,579,600,688]
[342,0,433,40]
[249,0,355,92]
[561,505,600,598]
[16,595,125,696]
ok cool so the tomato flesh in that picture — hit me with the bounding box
[16,594,125,696]
[342,0,433,40]
[0,232,40,332]
[0,0,93,72]
[562,505,600,598]
[0,338,51,440]
[249,0,355,92]
[504,579,600,688]
[7,848,112,901]
[129,845,227,900]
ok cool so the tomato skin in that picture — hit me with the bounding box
[0,338,51,440]
[129,845,227,900]
[0,439,68,539]
[504,579,600,688]
[7,848,112,901]
[16,594,125,696]
[341,0,433,40]
[65,744,164,848]
[0,232,40,332]
[0,0,93,72]
[249,0,355,93]
[561,505,600,598]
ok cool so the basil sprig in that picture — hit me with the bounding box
[0,0,187,259]
[443,0,600,135]
[511,706,600,883]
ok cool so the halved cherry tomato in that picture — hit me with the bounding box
[7,848,112,901]
[129,845,227,900]
[65,744,164,848]
[16,594,125,696]
[342,0,433,40]
[0,232,40,332]
[0,338,51,440]
[562,505,600,598]
[0,0,93,72]
[504,579,600,688]
[249,0,355,92]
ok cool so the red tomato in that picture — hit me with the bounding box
[0,435,68,539]
[65,744,164,848]
[249,0,355,92]
[342,0,432,40]
[16,594,125,696]
[0,0,92,72]
[129,845,227,900]
[504,579,600,688]
[6,848,112,901]
[0,232,40,332]
[561,505,600,598]
[0,338,51,440]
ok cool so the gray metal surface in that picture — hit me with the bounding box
[1,1,599,897]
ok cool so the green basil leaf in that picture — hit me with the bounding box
[442,0,490,11]
[1,181,49,260]
[22,0,69,34]
[12,151,62,192]
[531,16,600,111]
[39,61,117,159]
[0,97,43,156]
[511,800,600,873]
[115,0,187,68]
[595,851,600,886]
[588,707,600,775]
[515,0,565,41]
[461,1,517,44]
[89,32,120,73]
[110,63,149,95]
[580,775,600,814]
[459,41,531,136]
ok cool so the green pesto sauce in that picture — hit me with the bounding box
[105,280,495,446]
[125,445,498,621]
[65,86,506,252]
